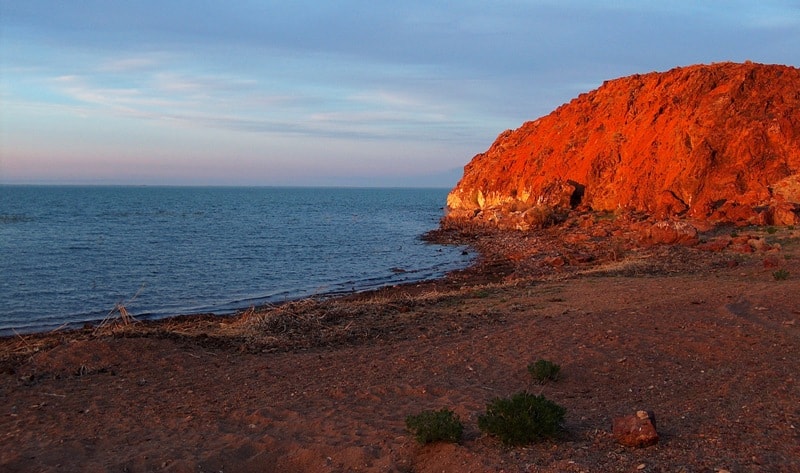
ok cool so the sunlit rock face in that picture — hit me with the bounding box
[446,62,800,229]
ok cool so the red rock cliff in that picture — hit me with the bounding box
[446,62,800,229]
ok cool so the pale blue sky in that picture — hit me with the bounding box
[1,1,799,186]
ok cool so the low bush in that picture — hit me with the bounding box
[477,392,566,446]
[405,408,464,444]
[528,359,561,383]
[773,269,790,281]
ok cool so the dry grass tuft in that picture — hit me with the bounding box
[92,302,139,336]
[90,286,149,336]
[0,330,65,368]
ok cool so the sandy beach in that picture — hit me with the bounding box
[2,217,799,472]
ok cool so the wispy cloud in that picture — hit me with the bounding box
[2,0,799,185]
[151,72,258,94]
[31,43,499,144]
[98,55,165,73]
[51,74,180,115]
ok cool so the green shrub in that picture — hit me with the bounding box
[766,226,778,234]
[773,269,790,281]
[528,359,561,383]
[477,392,566,446]
[405,408,464,444]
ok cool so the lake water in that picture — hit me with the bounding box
[0,186,472,335]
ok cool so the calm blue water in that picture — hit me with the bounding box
[0,186,471,335]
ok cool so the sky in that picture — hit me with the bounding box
[1,1,799,187]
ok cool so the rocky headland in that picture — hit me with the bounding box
[446,62,800,232]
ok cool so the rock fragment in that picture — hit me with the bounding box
[612,410,659,448]
[642,220,699,246]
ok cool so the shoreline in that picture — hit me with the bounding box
[1,186,465,338]
[0,230,475,338]
[1,216,790,357]
[0,227,488,345]
[2,217,799,472]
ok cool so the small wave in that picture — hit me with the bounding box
[0,214,33,224]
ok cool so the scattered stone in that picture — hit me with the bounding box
[763,255,786,269]
[689,219,715,232]
[612,410,659,448]
[563,233,591,243]
[747,238,769,252]
[697,238,730,252]
[729,243,754,254]
[711,202,768,226]
[545,256,566,267]
[578,216,595,229]
[643,221,699,246]
[568,253,594,264]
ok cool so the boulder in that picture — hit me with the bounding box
[763,255,786,269]
[642,220,699,246]
[544,256,566,267]
[697,237,731,252]
[612,410,659,448]
[769,203,800,226]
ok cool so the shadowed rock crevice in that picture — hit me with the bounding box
[567,180,585,209]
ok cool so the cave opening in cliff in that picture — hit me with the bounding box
[568,180,586,208]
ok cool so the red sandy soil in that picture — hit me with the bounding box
[1,217,799,472]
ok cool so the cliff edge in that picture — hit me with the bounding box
[446,62,800,230]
